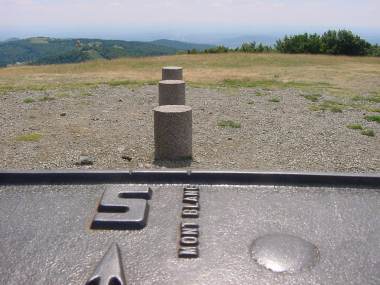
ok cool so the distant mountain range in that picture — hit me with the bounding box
[0,37,214,67]
[215,35,278,48]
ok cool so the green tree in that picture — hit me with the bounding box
[275,30,374,56]
[321,30,370,55]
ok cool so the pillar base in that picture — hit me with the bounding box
[154,105,192,160]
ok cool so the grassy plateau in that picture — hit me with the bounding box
[0,53,379,95]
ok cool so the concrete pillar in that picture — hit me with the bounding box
[154,105,192,160]
[162,66,183,80]
[159,80,185,106]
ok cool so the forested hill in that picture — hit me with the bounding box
[0,37,213,67]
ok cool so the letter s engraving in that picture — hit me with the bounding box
[91,185,152,230]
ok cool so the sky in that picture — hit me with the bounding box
[1,0,379,41]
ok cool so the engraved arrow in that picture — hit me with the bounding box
[85,243,126,285]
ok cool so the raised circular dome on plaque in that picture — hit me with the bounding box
[250,233,319,273]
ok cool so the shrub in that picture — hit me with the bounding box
[367,44,380,56]
[347,124,363,130]
[303,94,321,102]
[365,115,380,123]
[268,97,280,103]
[309,100,346,112]
[38,95,55,101]
[361,128,375,137]
[204,46,230,53]
[187,48,198,54]
[23,97,35,103]
[217,120,241,128]
[16,132,43,142]
[239,42,274,53]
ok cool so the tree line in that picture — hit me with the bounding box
[186,30,380,56]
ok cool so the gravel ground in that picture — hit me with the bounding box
[0,85,379,173]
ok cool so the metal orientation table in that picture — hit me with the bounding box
[0,170,379,285]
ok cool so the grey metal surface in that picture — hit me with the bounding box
[0,180,379,284]
[250,233,320,273]
[85,243,126,285]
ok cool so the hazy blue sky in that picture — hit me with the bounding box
[1,0,379,40]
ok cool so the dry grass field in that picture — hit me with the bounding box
[0,53,379,172]
[1,53,380,97]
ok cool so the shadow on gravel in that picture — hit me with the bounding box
[153,159,192,168]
